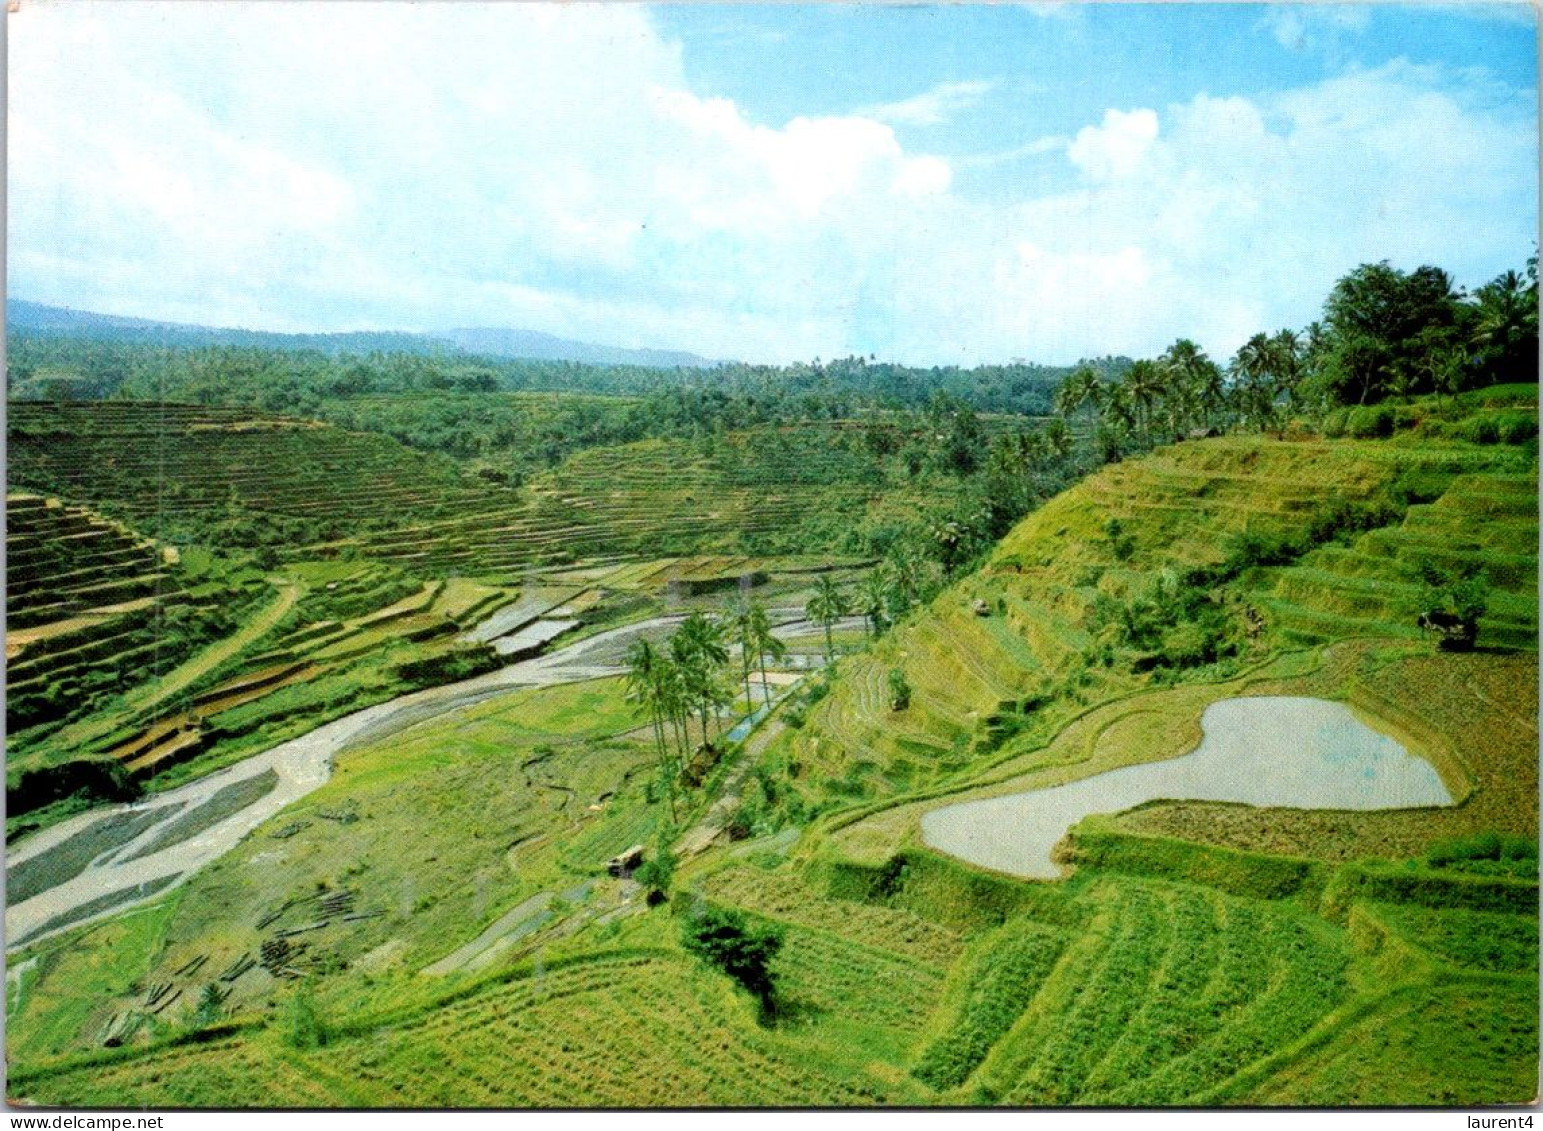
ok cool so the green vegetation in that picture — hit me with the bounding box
[680,905,785,1016]
[5,256,1536,1107]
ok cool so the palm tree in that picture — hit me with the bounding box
[805,575,849,665]
[747,601,786,708]
[624,638,677,821]
[1122,359,1164,445]
[1162,338,1224,433]
[670,613,729,750]
[856,570,890,639]
[727,600,758,712]
[1013,428,1048,472]
[1041,417,1073,460]
[1472,268,1539,382]
[1230,333,1280,433]
[1052,364,1103,420]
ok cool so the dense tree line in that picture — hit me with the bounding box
[6,330,1118,419]
[1046,255,1538,461]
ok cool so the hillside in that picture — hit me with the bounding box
[6,402,978,572]
[6,299,723,368]
[6,414,1535,1107]
[776,428,1536,805]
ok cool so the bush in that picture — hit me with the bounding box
[1224,530,1301,570]
[1347,404,1396,439]
[679,905,784,1014]
[1499,413,1538,444]
[1104,518,1136,561]
[1427,832,1538,874]
[281,983,330,1050]
[887,668,912,711]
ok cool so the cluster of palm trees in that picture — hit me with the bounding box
[1051,257,1539,450]
[852,552,938,640]
[1052,338,1247,455]
[624,600,789,814]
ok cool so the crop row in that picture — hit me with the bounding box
[699,866,965,968]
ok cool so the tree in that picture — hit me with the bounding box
[634,826,677,905]
[1318,261,1461,405]
[1418,561,1490,652]
[1471,267,1539,386]
[1053,364,1103,420]
[1161,338,1224,434]
[670,612,730,749]
[856,570,890,639]
[727,600,759,713]
[1122,358,1165,444]
[804,575,849,664]
[624,638,677,822]
[1230,333,1284,433]
[746,600,786,709]
[680,905,784,1015]
[1041,417,1073,460]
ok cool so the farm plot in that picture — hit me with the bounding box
[4,493,267,738]
[11,951,923,1108]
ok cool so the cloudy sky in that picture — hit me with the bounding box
[8,2,1538,365]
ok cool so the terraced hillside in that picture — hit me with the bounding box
[775,434,1536,798]
[6,419,1536,1108]
[9,403,968,574]
[7,402,524,562]
[11,842,1535,1107]
[5,493,267,736]
[9,557,521,808]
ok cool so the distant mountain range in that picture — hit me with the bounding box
[5,300,726,370]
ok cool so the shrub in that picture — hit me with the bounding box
[1427,832,1538,874]
[679,905,784,1015]
[888,668,912,711]
[1347,405,1396,439]
[1224,530,1301,570]
[1104,518,1136,561]
[281,983,330,1050]
[1498,413,1538,444]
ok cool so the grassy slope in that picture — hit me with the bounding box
[9,420,1537,1107]
[7,402,971,576]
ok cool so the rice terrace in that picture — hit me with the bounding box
[4,1,1539,1114]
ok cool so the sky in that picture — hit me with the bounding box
[7,1,1539,366]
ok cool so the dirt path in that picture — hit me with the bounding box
[677,711,790,858]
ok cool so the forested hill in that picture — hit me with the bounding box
[6,299,1116,416]
[5,299,445,357]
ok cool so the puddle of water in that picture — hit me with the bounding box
[921,696,1453,879]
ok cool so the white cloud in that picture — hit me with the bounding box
[1067,108,1160,181]
[860,80,995,126]
[7,6,1536,367]
[1261,5,1372,51]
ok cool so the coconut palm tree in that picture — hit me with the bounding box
[1122,359,1165,445]
[1052,364,1103,421]
[727,599,758,712]
[805,575,849,665]
[670,612,729,750]
[856,570,890,638]
[747,600,786,708]
[624,638,678,821]
[1230,333,1280,433]
[1162,338,1224,433]
[1041,417,1073,460]
[1472,268,1539,383]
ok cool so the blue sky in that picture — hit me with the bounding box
[8,2,1538,365]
